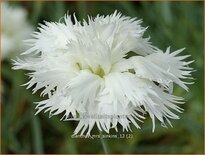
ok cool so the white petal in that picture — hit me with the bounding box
[23,19,76,55]
[66,70,102,107]
[35,93,77,120]
[130,48,193,91]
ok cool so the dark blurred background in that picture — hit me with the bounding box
[1,1,204,154]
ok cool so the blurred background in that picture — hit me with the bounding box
[1,1,204,154]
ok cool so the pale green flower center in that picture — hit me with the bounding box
[76,62,106,78]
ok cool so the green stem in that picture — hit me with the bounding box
[99,130,110,154]
[31,113,44,153]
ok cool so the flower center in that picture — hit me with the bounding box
[76,62,106,78]
[92,66,105,78]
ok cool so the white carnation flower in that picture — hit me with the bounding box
[1,2,32,59]
[12,11,193,136]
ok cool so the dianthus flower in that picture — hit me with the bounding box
[1,2,32,59]
[13,11,193,136]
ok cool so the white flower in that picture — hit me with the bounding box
[12,11,193,136]
[1,2,32,59]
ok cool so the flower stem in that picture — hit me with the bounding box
[99,130,110,154]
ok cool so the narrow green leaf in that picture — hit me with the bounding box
[31,113,44,153]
